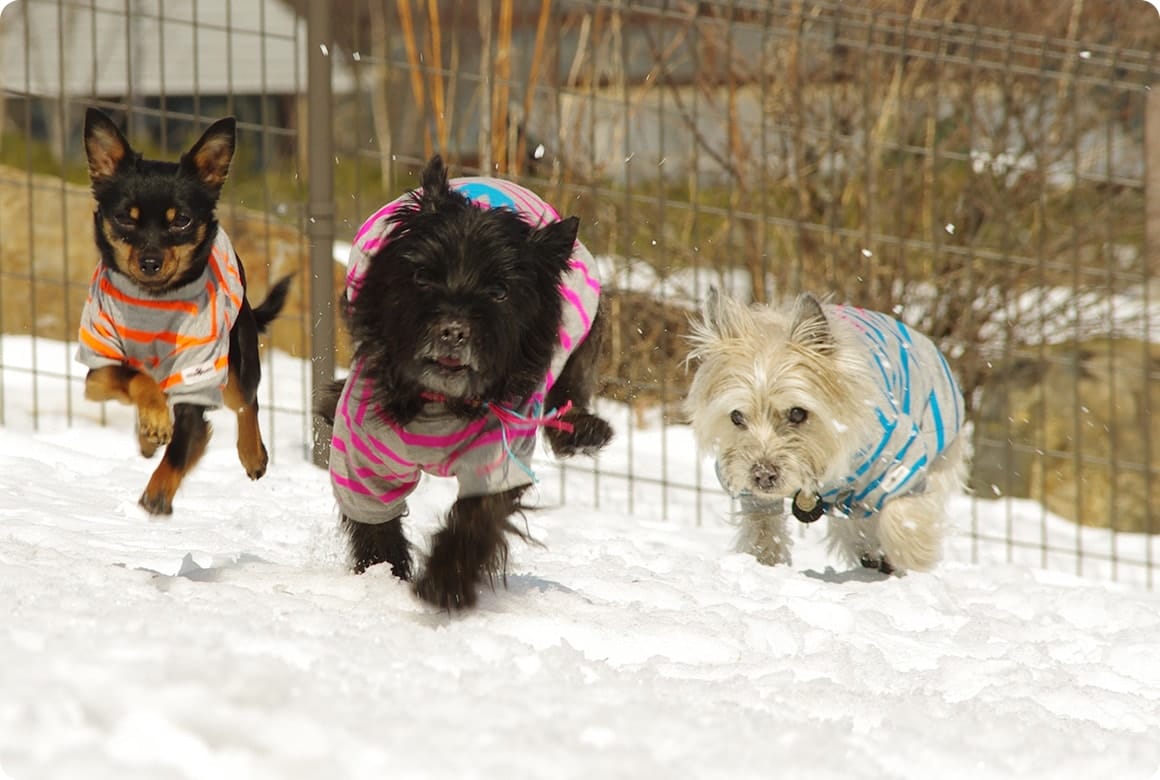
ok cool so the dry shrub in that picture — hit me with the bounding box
[599,288,694,424]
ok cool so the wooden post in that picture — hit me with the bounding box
[307,0,336,468]
[1147,88,1160,279]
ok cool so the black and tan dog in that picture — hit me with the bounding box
[317,156,612,609]
[77,108,290,514]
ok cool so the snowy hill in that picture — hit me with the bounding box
[2,337,1160,779]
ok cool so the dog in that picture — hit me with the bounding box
[76,108,291,515]
[684,289,967,574]
[318,155,613,610]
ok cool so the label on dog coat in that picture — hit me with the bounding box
[878,463,912,494]
[75,229,244,409]
[180,359,221,387]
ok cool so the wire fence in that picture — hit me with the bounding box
[1,0,1158,586]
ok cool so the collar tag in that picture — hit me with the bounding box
[792,491,826,523]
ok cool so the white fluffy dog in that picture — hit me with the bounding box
[685,289,968,575]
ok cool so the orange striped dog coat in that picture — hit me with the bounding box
[76,230,245,408]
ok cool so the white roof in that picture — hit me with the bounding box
[0,0,353,96]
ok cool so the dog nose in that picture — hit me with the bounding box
[438,320,470,346]
[138,254,163,275]
[751,462,780,491]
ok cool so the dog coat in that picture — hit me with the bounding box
[329,177,601,524]
[816,305,964,519]
[75,229,244,409]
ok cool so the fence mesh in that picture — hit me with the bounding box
[2,0,1158,585]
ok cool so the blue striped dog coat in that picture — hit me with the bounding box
[812,304,964,520]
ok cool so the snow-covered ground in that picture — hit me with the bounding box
[2,335,1160,780]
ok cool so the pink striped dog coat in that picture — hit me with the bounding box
[329,178,601,524]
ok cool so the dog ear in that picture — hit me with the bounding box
[84,108,133,185]
[526,216,579,274]
[789,293,835,352]
[703,286,724,331]
[416,155,452,210]
[687,287,751,362]
[180,117,237,192]
[700,286,746,339]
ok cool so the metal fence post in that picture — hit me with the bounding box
[307,0,335,468]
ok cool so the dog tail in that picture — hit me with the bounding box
[252,275,293,333]
[313,378,347,426]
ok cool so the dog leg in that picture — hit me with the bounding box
[826,514,887,571]
[223,368,268,480]
[736,496,793,566]
[84,365,172,447]
[873,439,965,574]
[876,489,950,574]
[140,403,211,515]
[543,302,613,458]
[342,514,413,580]
[312,378,347,427]
[413,486,530,610]
[225,299,269,480]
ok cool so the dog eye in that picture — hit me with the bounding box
[413,269,435,288]
[787,407,809,425]
[170,213,192,231]
[488,284,509,302]
[112,211,136,229]
[729,410,746,428]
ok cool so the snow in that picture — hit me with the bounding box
[3,334,1160,780]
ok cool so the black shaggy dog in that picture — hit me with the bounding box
[318,156,613,610]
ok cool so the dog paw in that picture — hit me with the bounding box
[138,488,174,516]
[749,536,792,567]
[241,442,269,480]
[413,568,478,611]
[859,553,895,575]
[753,548,792,567]
[546,411,613,457]
[137,432,159,459]
[137,403,173,446]
[344,516,413,580]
